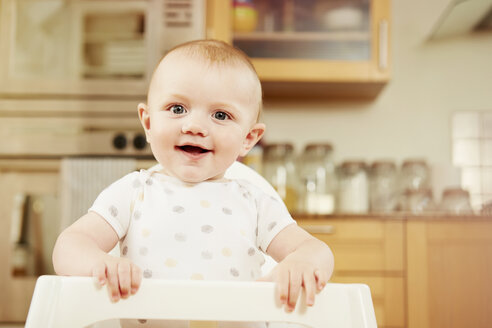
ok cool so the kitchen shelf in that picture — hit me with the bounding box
[83,66,145,78]
[84,33,144,43]
[206,0,391,99]
[294,213,492,221]
[233,31,370,42]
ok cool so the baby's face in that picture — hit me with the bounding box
[139,52,264,183]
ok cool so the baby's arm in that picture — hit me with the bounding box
[258,224,334,312]
[52,212,142,302]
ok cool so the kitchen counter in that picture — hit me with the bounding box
[293,213,492,221]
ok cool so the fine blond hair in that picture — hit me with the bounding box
[149,39,263,119]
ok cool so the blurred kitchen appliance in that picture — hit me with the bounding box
[0,113,156,321]
[0,0,206,96]
[0,116,153,157]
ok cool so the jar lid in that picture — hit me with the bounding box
[304,143,333,151]
[264,143,294,158]
[303,143,333,156]
[371,160,396,170]
[340,160,366,173]
[402,159,428,168]
[442,187,470,198]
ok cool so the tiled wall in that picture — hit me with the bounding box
[452,111,492,211]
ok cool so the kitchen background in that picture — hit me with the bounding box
[258,0,492,210]
[0,0,491,327]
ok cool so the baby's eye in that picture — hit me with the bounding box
[170,104,186,115]
[213,111,230,121]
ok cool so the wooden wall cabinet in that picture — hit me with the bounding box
[207,0,391,98]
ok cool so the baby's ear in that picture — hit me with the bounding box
[240,123,266,157]
[137,103,151,142]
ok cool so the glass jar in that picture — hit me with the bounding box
[298,143,337,215]
[399,159,431,191]
[262,143,298,212]
[369,161,398,213]
[241,143,263,175]
[337,161,369,214]
[439,188,473,215]
[481,200,492,216]
[401,188,435,213]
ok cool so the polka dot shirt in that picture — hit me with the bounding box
[89,169,296,283]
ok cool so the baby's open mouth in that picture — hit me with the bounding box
[177,145,210,154]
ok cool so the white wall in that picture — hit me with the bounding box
[261,0,492,165]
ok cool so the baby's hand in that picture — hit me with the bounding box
[257,258,329,312]
[92,256,142,302]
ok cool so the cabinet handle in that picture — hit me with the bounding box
[378,19,389,70]
[302,225,336,235]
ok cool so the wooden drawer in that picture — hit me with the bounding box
[332,275,405,328]
[298,218,404,273]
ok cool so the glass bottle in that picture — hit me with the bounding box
[262,143,298,212]
[298,143,337,215]
[337,161,369,214]
[369,161,398,213]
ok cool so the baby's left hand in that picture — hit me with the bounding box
[257,255,329,312]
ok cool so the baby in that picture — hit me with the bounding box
[52,40,334,327]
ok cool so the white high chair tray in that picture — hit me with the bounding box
[25,275,377,328]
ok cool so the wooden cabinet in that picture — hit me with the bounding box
[207,0,391,98]
[299,216,492,328]
[406,219,492,328]
[298,217,405,328]
[0,172,59,321]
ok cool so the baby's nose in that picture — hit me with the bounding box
[181,118,208,137]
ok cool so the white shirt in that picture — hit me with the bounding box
[89,169,296,328]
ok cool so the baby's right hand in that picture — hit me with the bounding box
[92,256,142,302]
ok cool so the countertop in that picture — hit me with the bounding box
[293,213,492,221]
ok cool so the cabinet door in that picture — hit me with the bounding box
[0,0,153,96]
[407,220,492,328]
[300,218,404,272]
[0,172,59,322]
[299,218,405,327]
[207,0,390,97]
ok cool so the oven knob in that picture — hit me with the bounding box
[133,134,147,150]
[133,133,147,150]
[113,133,127,150]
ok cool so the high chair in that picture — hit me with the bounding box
[25,275,377,328]
[28,162,377,327]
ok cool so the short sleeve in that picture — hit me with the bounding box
[88,171,140,239]
[255,191,296,252]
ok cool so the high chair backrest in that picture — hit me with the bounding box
[25,275,378,328]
